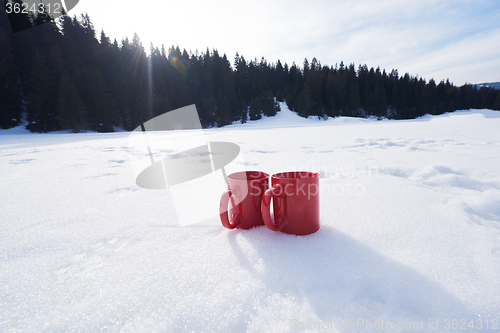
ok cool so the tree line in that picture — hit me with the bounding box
[1,10,499,132]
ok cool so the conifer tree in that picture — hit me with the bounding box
[57,73,88,132]
[332,73,346,115]
[494,90,500,110]
[26,49,58,132]
[81,66,117,131]
[261,92,280,117]
[285,62,303,111]
[425,79,437,115]
[0,22,22,128]
[372,83,387,117]
[324,72,337,117]
[274,60,286,101]
[346,83,362,116]
[296,83,313,117]
[248,96,262,120]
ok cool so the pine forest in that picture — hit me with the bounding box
[1,10,500,132]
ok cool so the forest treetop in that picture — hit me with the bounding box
[1,11,499,132]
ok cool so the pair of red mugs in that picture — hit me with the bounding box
[219,171,320,235]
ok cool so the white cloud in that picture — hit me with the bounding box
[403,28,500,84]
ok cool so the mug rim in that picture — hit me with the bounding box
[227,170,269,181]
[272,171,319,179]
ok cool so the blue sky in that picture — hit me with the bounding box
[72,0,500,86]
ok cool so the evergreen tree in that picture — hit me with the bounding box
[113,34,149,129]
[494,90,500,110]
[6,11,34,94]
[274,59,286,101]
[332,71,346,115]
[285,62,303,111]
[81,66,117,132]
[425,79,437,115]
[26,49,58,132]
[0,20,22,128]
[372,82,387,117]
[324,72,336,117]
[478,86,495,109]
[57,73,88,132]
[296,82,313,117]
[248,96,262,120]
[303,58,310,79]
[346,83,362,116]
[261,92,280,117]
[234,52,250,121]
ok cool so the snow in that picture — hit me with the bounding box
[1,103,500,332]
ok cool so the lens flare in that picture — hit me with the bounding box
[169,54,190,77]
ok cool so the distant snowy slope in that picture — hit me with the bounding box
[476,81,500,90]
[1,107,500,332]
[229,102,380,129]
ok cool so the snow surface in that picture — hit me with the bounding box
[1,103,500,332]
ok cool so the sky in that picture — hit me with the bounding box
[70,0,500,86]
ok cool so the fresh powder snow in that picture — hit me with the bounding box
[1,103,499,332]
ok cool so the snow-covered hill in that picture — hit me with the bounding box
[476,81,500,90]
[1,104,499,332]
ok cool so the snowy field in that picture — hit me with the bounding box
[1,104,500,332]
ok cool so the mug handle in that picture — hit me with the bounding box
[261,185,288,231]
[219,189,241,229]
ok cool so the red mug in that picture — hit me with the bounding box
[220,171,269,229]
[261,171,320,235]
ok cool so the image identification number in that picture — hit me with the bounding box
[443,318,498,330]
[5,2,61,15]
